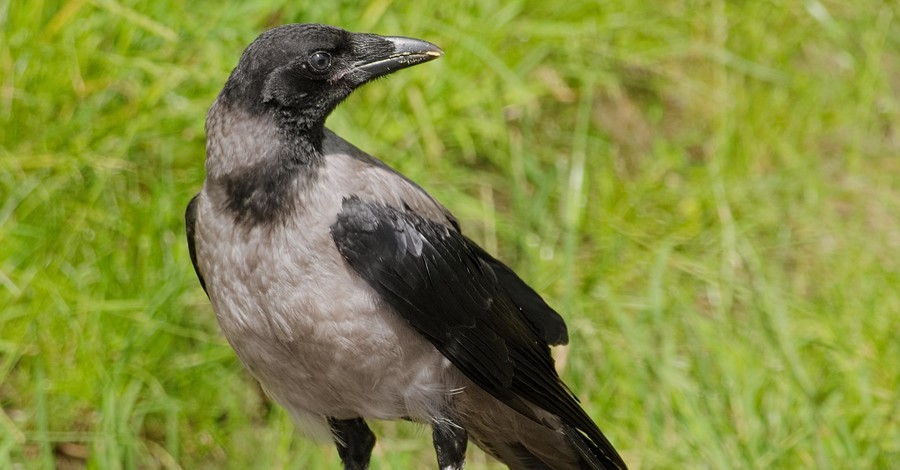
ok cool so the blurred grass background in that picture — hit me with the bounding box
[2,0,899,468]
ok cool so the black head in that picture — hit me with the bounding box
[220,24,442,128]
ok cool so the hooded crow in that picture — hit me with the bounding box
[186,23,627,470]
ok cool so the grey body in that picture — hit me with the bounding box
[196,112,581,466]
[197,115,461,434]
[187,23,626,469]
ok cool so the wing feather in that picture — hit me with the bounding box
[330,196,624,468]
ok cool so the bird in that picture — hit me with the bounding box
[185,23,627,470]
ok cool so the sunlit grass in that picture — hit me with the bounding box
[2,0,899,468]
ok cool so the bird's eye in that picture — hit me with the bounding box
[308,51,332,71]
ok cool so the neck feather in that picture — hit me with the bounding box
[205,98,325,226]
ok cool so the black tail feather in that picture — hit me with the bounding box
[563,423,628,470]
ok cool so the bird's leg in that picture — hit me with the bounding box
[432,420,468,470]
[328,417,375,470]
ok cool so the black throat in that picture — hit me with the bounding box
[221,107,327,227]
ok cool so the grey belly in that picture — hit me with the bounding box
[196,189,460,425]
[207,254,458,423]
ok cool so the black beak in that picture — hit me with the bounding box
[354,36,443,79]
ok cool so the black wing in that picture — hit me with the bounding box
[472,245,569,345]
[185,194,207,295]
[323,131,569,345]
[331,196,624,469]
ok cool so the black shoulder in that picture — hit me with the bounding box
[331,196,525,392]
[331,196,568,411]
[185,194,207,295]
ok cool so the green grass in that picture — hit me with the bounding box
[2,0,899,468]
